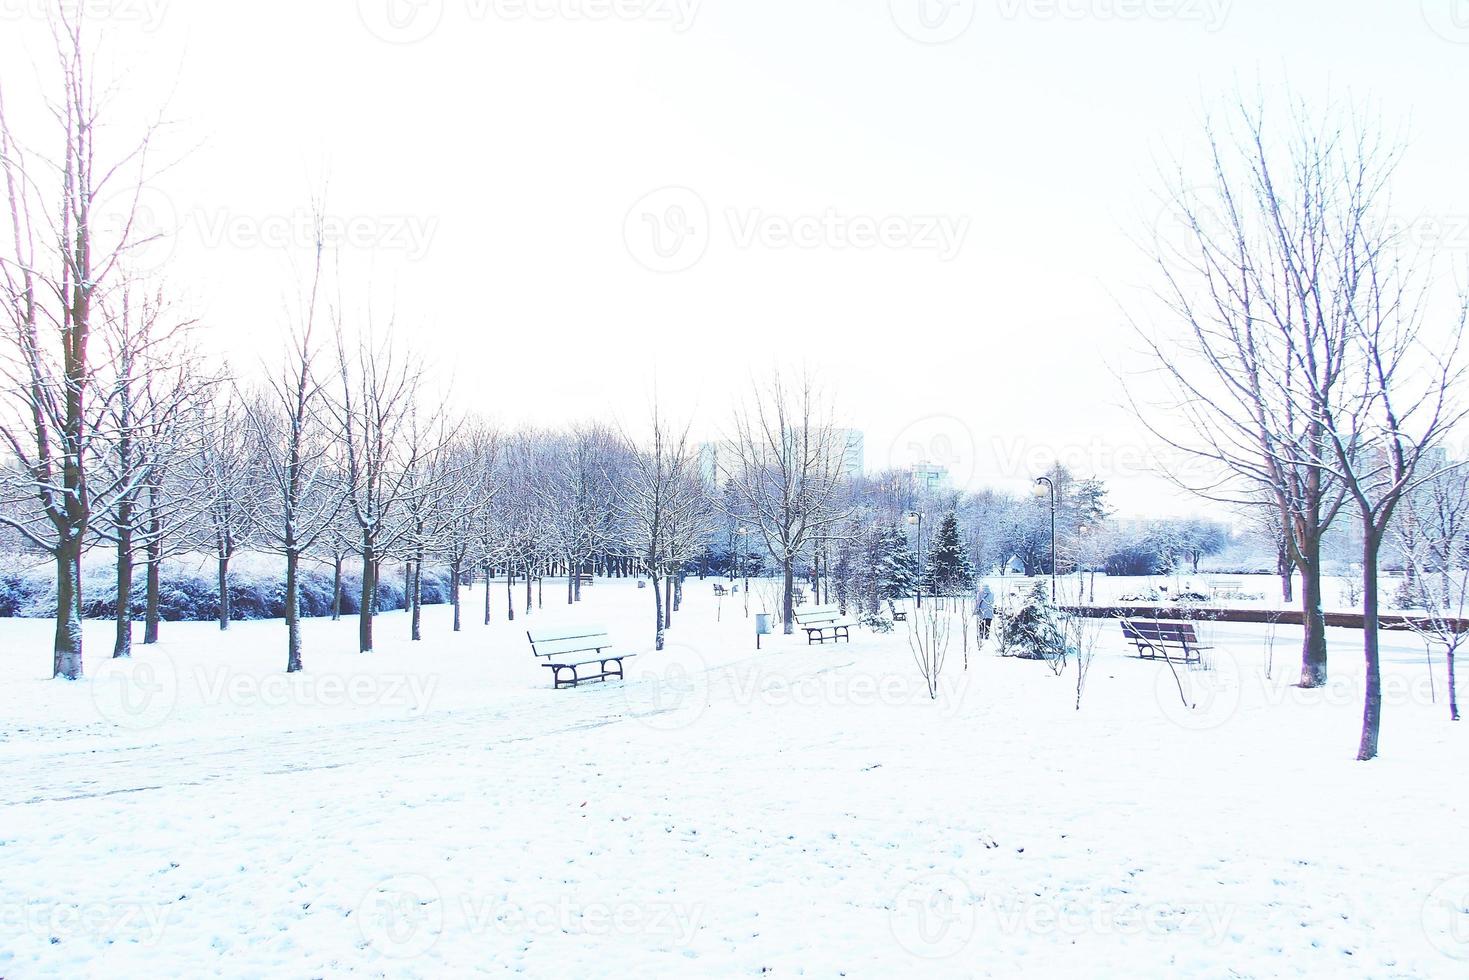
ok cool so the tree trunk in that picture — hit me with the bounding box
[54,538,84,680]
[664,573,674,629]
[673,574,682,613]
[525,567,533,615]
[410,552,423,642]
[331,556,343,622]
[782,560,795,634]
[143,532,162,645]
[1357,532,1383,761]
[1298,539,1327,688]
[1448,645,1460,723]
[359,540,375,652]
[483,562,492,625]
[574,564,583,602]
[451,558,462,632]
[286,551,303,673]
[567,564,574,604]
[507,568,515,622]
[652,571,666,650]
[114,522,133,658]
[1278,542,1294,604]
[218,554,232,630]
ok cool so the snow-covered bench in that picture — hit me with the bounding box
[1211,578,1243,598]
[793,604,853,645]
[526,626,636,689]
[713,583,728,597]
[1120,619,1209,665]
[888,600,908,623]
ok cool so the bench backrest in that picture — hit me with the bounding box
[794,604,843,624]
[1121,620,1199,644]
[527,626,613,659]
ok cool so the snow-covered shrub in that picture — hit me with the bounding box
[861,612,894,633]
[996,582,1067,663]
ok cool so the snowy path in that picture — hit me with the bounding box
[2,582,1467,977]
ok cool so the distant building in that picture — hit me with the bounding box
[911,463,950,494]
[833,428,865,479]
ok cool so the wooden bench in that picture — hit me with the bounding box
[888,600,908,623]
[527,626,636,689]
[713,583,728,597]
[793,604,854,644]
[1211,578,1243,598]
[1120,619,1210,665]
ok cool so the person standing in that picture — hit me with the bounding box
[976,583,995,643]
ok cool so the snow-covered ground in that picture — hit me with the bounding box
[1,577,1466,977]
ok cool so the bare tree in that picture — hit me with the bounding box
[0,13,162,678]
[192,385,256,629]
[1401,466,1469,723]
[334,328,423,652]
[727,373,852,634]
[242,233,344,672]
[613,403,699,651]
[907,603,951,701]
[92,283,208,656]
[1129,96,1367,690]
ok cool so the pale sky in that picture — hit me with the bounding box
[2,0,1467,516]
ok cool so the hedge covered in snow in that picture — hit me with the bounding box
[0,553,451,622]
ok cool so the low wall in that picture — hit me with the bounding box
[1060,605,1469,633]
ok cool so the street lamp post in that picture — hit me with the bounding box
[1034,477,1057,603]
[906,510,925,609]
[738,527,751,617]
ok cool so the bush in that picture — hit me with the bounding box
[0,554,452,622]
[996,582,1067,662]
[861,612,894,634]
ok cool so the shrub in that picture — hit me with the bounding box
[996,582,1067,663]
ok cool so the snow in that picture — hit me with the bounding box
[1,576,1466,977]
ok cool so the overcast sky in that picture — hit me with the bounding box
[3,0,1467,516]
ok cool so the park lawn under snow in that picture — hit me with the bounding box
[0,578,1465,977]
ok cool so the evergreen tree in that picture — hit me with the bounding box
[924,512,975,595]
[873,521,920,600]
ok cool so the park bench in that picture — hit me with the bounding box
[1120,619,1210,666]
[526,626,635,689]
[793,604,854,645]
[1211,578,1243,598]
[888,600,908,623]
[713,583,728,597]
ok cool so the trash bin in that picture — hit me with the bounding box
[755,613,772,636]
